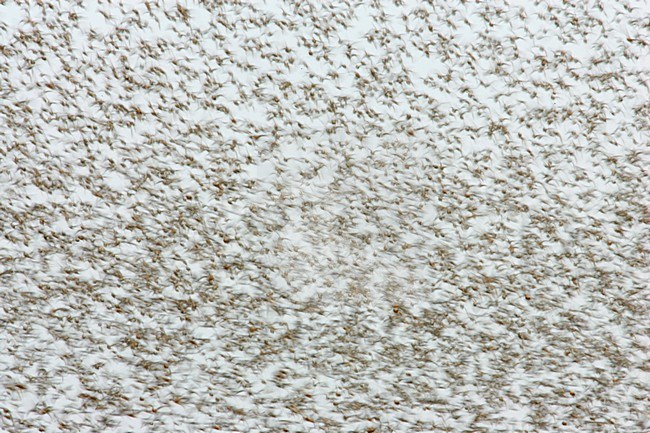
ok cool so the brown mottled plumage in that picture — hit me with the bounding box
[0,1,648,432]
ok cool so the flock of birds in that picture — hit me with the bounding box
[0,0,648,432]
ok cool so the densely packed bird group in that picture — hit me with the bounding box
[1,0,648,431]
